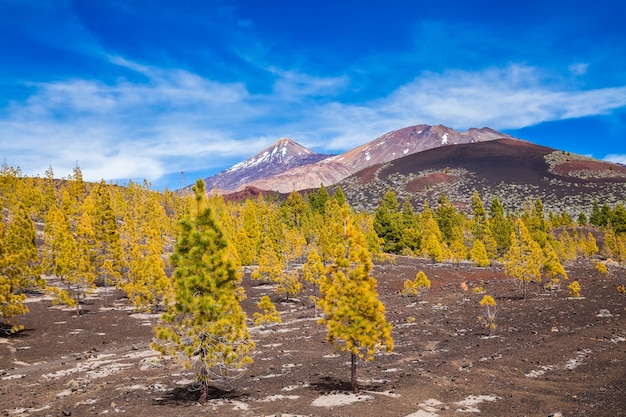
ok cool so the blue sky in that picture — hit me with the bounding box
[1,0,625,190]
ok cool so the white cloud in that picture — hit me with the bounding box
[269,68,349,99]
[373,65,626,130]
[2,61,626,187]
[568,62,589,76]
[604,154,626,164]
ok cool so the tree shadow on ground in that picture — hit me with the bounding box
[312,376,387,394]
[0,324,34,338]
[154,384,247,406]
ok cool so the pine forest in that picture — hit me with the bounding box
[1,163,626,401]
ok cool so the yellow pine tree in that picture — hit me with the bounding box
[503,219,543,299]
[65,197,98,316]
[0,203,44,332]
[152,180,254,403]
[318,204,393,394]
[277,227,306,299]
[481,227,498,261]
[88,181,124,288]
[241,198,262,263]
[448,225,467,265]
[542,242,568,289]
[251,236,284,282]
[252,295,282,327]
[469,239,490,267]
[401,270,431,296]
[479,295,497,335]
[302,247,326,313]
[422,232,444,263]
[125,238,172,313]
[602,226,618,260]
[234,227,255,266]
[583,231,599,259]
[44,204,83,314]
[568,280,581,298]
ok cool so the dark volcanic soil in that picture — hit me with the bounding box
[1,258,625,417]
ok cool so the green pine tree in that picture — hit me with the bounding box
[152,180,254,403]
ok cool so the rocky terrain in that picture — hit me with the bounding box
[336,139,626,216]
[2,258,625,417]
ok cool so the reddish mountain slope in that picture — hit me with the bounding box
[241,125,511,193]
[337,139,626,215]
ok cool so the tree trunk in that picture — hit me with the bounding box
[351,352,358,394]
[199,382,208,404]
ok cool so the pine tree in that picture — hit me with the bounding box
[302,248,326,312]
[481,227,498,261]
[435,193,460,244]
[252,236,284,282]
[469,190,488,240]
[252,295,281,327]
[583,231,599,259]
[422,232,444,263]
[282,190,308,229]
[308,184,330,215]
[152,180,254,402]
[400,199,421,255]
[318,204,393,394]
[469,239,490,267]
[589,200,602,226]
[542,242,568,288]
[373,190,403,253]
[602,226,618,260]
[448,225,467,265]
[479,295,497,335]
[0,203,44,332]
[503,219,543,299]
[88,181,124,288]
[489,197,513,255]
[44,204,85,315]
[400,270,431,297]
[612,204,626,234]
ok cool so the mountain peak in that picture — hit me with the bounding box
[256,137,316,162]
[203,138,333,191]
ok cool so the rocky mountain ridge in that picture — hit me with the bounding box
[204,124,513,193]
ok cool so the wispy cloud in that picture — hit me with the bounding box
[604,154,626,165]
[2,60,626,185]
[378,65,626,129]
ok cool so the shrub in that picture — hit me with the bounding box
[568,280,581,298]
[479,295,497,335]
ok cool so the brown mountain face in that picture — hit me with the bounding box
[203,138,333,192]
[335,138,626,216]
[240,124,511,193]
[334,124,512,173]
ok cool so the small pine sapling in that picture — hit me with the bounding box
[253,295,282,327]
[400,270,430,296]
[479,295,497,335]
[594,261,609,277]
[617,284,625,295]
[400,279,418,297]
[568,280,581,298]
